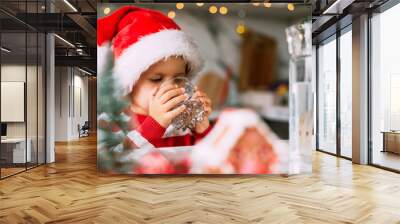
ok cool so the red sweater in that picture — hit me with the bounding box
[125,112,212,148]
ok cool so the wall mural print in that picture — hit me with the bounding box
[97,3,313,175]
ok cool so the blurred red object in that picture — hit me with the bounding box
[173,157,191,174]
[134,151,192,174]
[228,127,277,174]
[134,152,175,174]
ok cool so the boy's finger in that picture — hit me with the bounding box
[164,94,188,111]
[193,91,205,100]
[203,107,211,116]
[202,101,211,111]
[168,104,186,119]
[196,96,209,104]
[204,98,211,105]
[196,90,204,97]
[160,88,185,104]
[156,83,178,98]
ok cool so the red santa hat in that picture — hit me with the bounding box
[97,6,203,95]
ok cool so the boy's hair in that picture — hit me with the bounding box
[164,55,193,77]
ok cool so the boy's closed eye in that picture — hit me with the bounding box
[149,74,163,83]
[149,73,187,83]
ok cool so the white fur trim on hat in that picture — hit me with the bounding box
[97,42,111,76]
[113,29,204,96]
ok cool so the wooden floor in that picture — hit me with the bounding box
[1,163,44,178]
[1,167,26,178]
[373,150,400,171]
[1,135,400,224]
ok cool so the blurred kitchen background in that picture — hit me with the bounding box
[98,3,310,140]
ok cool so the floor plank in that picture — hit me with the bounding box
[0,134,399,224]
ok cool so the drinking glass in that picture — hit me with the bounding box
[160,76,205,131]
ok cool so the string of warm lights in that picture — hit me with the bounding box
[236,22,246,35]
[167,10,176,19]
[103,7,110,15]
[176,3,184,10]
[251,2,295,12]
[209,5,218,14]
[287,3,295,11]
[103,2,295,16]
[264,3,272,8]
[103,3,295,17]
[219,6,228,15]
[102,3,296,36]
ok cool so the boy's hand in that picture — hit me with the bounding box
[192,88,212,134]
[149,83,189,128]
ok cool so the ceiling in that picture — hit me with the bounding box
[312,0,390,44]
[0,0,97,74]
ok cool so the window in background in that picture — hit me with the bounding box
[38,32,46,165]
[0,0,46,179]
[312,45,317,151]
[317,36,337,154]
[27,31,38,170]
[1,31,28,178]
[390,74,400,130]
[371,2,400,171]
[339,28,352,158]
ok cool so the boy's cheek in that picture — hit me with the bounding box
[132,92,150,109]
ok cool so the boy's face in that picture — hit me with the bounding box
[131,56,188,113]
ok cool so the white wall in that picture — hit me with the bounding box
[55,66,69,141]
[1,65,40,138]
[1,64,46,163]
[71,73,89,138]
[1,66,26,138]
[54,67,89,141]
